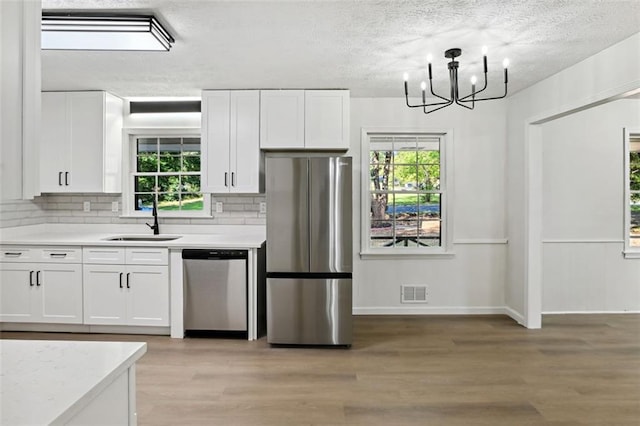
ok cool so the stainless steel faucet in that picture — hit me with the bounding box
[145,197,160,235]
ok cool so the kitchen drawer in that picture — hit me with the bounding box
[1,246,81,263]
[125,248,168,265]
[82,247,168,265]
[1,246,37,262]
[39,247,82,263]
[83,247,126,264]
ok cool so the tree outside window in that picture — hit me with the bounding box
[134,136,203,212]
[368,135,443,249]
[629,137,640,247]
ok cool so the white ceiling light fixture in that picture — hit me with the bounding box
[403,47,509,115]
[41,13,175,51]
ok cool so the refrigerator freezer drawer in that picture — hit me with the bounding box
[267,277,352,345]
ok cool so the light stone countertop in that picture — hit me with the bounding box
[0,223,266,249]
[0,339,147,425]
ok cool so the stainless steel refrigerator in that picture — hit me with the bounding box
[266,156,352,346]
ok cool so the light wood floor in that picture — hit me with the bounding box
[3,314,640,425]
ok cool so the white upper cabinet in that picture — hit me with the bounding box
[202,90,262,193]
[304,90,350,150]
[259,90,305,149]
[40,91,123,193]
[259,90,350,150]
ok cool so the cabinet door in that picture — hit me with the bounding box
[259,90,304,149]
[0,263,37,322]
[68,92,105,192]
[40,92,70,193]
[202,90,231,193]
[126,265,169,326]
[230,91,261,193]
[304,90,350,150]
[39,263,83,324]
[83,265,126,325]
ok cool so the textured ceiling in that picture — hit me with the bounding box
[41,0,640,99]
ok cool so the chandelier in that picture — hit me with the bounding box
[403,47,509,114]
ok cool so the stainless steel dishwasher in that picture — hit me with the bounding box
[182,249,248,334]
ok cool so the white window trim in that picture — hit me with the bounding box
[360,127,454,258]
[624,127,640,258]
[121,128,211,218]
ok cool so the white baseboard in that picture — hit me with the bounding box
[542,310,640,315]
[0,322,170,335]
[353,306,508,316]
[504,306,525,325]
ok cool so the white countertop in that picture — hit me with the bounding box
[0,339,147,425]
[0,224,266,249]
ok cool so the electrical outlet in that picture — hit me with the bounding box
[259,202,267,214]
[83,201,90,212]
[216,202,223,213]
[111,201,119,212]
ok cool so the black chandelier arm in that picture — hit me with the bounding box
[458,82,508,103]
[459,73,488,102]
[454,97,474,110]
[405,96,452,108]
[428,78,451,103]
[423,101,454,115]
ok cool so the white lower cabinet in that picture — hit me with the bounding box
[0,247,83,324]
[82,247,169,327]
[0,264,82,323]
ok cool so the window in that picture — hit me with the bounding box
[625,129,640,256]
[125,132,210,217]
[361,131,451,256]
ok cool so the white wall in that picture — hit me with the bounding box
[350,98,508,313]
[0,0,40,201]
[542,99,640,312]
[506,32,640,325]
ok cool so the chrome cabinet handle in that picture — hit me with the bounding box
[29,271,34,286]
[231,172,235,187]
[119,272,123,289]
[4,252,22,257]
[36,271,41,286]
[126,273,130,289]
[58,172,63,186]
[224,172,228,187]
[65,172,69,186]
[50,253,67,258]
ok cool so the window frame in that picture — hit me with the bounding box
[122,128,211,218]
[360,128,454,258]
[624,127,640,258]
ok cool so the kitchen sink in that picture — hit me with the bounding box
[103,235,182,242]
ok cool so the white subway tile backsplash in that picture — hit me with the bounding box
[1,193,266,228]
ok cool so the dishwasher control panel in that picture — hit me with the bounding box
[182,249,248,260]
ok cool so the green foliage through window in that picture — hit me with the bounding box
[368,135,443,248]
[134,136,203,212]
[629,138,640,247]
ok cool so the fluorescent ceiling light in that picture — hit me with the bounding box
[41,13,175,51]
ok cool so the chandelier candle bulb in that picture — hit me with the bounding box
[503,58,510,83]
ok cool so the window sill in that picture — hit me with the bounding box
[359,250,455,260]
[119,213,213,220]
[623,250,640,259]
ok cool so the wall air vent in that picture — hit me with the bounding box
[401,285,428,303]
